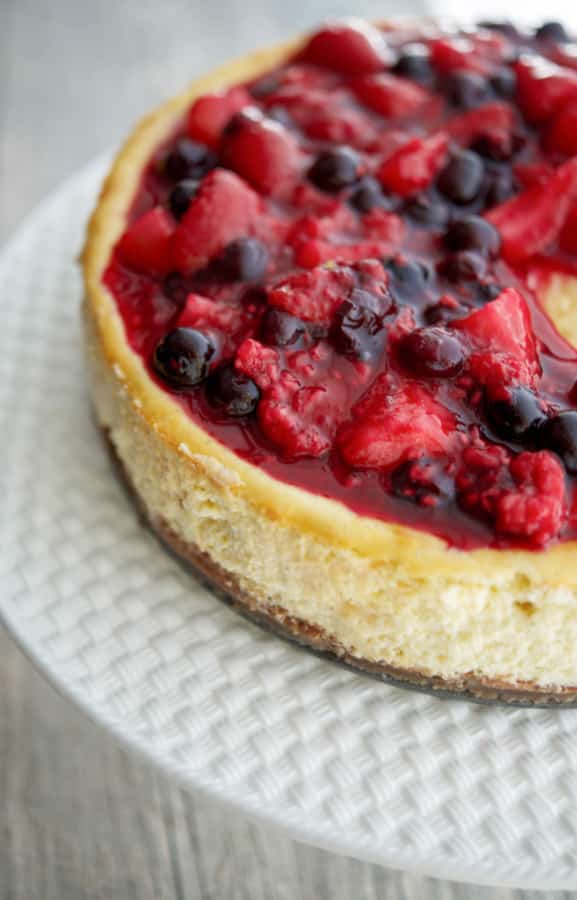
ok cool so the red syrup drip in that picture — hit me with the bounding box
[103,19,577,550]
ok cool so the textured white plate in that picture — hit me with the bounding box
[3,159,577,891]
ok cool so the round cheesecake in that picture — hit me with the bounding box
[83,17,577,704]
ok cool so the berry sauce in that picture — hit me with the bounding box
[103,18,577,550]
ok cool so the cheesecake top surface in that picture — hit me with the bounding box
[97,17,577,552]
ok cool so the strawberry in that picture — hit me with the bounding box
[338,379,456,469]
[350,73,429,118]
[264,86,376,148]
[546,99,577,155]
[186,86,251,148]
[515,55,577,123]
[447,102,516,147]
[267,264,356,323]
[559,202,577,255]
[454,288,539,386]
[513,162,554,190]
[117,207,174,276]
[486,157,577,264]
[299,19,390,75]
[377,132,449,197]
[171,169,263,273]
[220,108,303,197]
[428,36,488,74]
[293,238,399,269]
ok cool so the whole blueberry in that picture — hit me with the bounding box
[349,176,392,213]
[153,328,215,389]
[490,66,517,99]
[260,307,306,347]
[446,70,492,109]
[163,138,216,181]
[473,281,503,303]
[308,147,361,193]
[477,20,519,40]
[444,215,501,257]
[168,179,200,220]
[486,387,547,443]
[438,251,487,283]
[219,238,269,282]
[485,169,517,208]
[207,364,260,416]
[329,297,386,362]
[471,134,514,163]
[266,105,294,128]
[404,193,449,229]
[392,43,434,85]
[535,21,569,42]
[384,258,431,302]
[539,410,577,473]
[437,150,485,205]
[398,326,465,377]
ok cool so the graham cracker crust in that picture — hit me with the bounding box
[100,423,577,708]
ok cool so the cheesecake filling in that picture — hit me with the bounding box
[103,17,577,550]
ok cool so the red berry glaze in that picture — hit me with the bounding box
[104,17,577,550]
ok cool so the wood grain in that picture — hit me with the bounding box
[0,0,565,896]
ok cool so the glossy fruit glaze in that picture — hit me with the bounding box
[103,17,577,550]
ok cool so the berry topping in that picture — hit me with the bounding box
[437,149,484,204]
[300,19,390,75]
[163,138,216,181]
[398,327,465,377]
[207,364,260,416]
[171,169,263,273]
[308,147,361,193]
[219,238,269,282]
[444,216,501,256]
[168,179,200,220]
[106,18,577,550]
[153,328,215,389]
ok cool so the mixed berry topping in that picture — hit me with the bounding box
[104,18,577,550]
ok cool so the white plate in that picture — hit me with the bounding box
[2,159,577,891]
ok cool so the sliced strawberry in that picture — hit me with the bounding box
[267,264,356,323]
[117,207,174,276]
[428,36,488,74]
[220,108,303,197]
[454,288,539,386]
[377,132,449,197]
[515,55,577,123]
[171,169,263,273]
[513,162,554,190]
[186,86,251,148]
[447,101,516,147]
[495,451,566,546]
[299,19,390,75]
[559,202,577,254]
[338,379,456,470]
[293,238,400,269]
[546,99,577,155]
[350,73,429,118]
[264,86,376,148]
[486,157,577,264]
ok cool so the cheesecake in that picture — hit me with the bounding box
[83,17,577,703]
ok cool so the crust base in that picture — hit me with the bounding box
[101,425,577,708]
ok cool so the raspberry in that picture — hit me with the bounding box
[267,264,356,323]
[494,451,566,545]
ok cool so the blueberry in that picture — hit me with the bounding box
[384,258,431,301]
[477,20,519,40]
[390,457,452,506]
[163,138,216,181]
[485,169,517,208]
[207,364,260,416]
[308,147,361,193]
[219,238,269,282]
[392,43,434,85]
[153,328,215,389]
[485,387,547,442]
[398,326,465,377]
[423,302,461,325]
[490,66,517,99]
[329,297,386,362]
[438,251,487,283]
[535,21,569,42]
[445,70,491,110]
[444,215,501,257]
[168,179,199,220]
[471,134,514,163]
[539,410,577,473]
[473,281,503,303]
[437,150,485,204]
[260,307,306,347]
[249,73,280,98]
[266,105,294,128]
[349,176,392,213]
[404,193,449,229]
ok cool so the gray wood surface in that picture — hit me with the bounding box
[0,1,573,897]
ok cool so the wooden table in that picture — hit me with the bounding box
[0,1,568,896]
